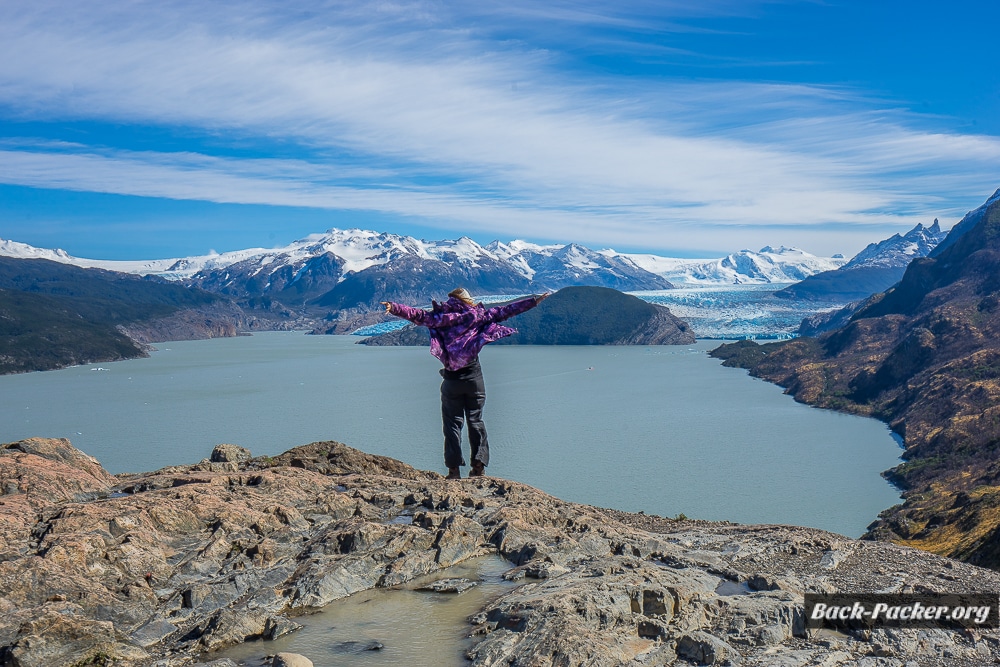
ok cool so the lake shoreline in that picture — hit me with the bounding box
[0,333,902,538]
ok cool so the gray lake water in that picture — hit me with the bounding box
[0,332,901,538]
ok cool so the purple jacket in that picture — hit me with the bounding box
[385,296,538,370]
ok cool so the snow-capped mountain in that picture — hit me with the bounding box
[485,241,675,289]
[0,229,848,310]
[776,220,949,302]
[929,187,1000,258]
[0,237,273,278]
[623,246,846,285]
[842,219,947,270]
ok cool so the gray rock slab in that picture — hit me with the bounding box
[416,577,478,594]
[129,616,178,647]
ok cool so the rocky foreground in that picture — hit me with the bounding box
[2,438,1000,666]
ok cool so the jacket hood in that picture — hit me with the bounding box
[431,296,477,314]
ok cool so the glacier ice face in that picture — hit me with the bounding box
[632,285,847,339]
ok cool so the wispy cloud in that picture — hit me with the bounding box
[0,0,997,255]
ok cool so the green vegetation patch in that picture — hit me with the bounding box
[0,289,146,374]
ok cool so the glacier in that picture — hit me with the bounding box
[631,285,847,339]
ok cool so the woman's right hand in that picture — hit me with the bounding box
[380,301,392,314]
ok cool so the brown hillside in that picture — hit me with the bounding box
[712,191,1000,567]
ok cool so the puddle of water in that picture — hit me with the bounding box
[715,578,752,596]
[385,513,414,526]
[213,555,517,667]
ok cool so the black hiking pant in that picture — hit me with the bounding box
[440,358,488,469]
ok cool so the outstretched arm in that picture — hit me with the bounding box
[381,301,475,328]
[485,292,551,323]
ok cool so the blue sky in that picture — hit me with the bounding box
[0,0,998,260]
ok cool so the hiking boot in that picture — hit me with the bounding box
[470,461,486,477]
[446,467,461,480]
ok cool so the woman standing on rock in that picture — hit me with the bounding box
[382,288,550,480]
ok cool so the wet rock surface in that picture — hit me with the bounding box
[1,437,1000,666]
[417,577,478,594]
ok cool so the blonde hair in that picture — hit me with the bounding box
[448,287,475,306]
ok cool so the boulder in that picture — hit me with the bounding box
[416,577,478,594]
[273,652,314,667]
[677,630,742,665]
[210,443,252,463]
[0,437,115,503]
[4,611,128,667]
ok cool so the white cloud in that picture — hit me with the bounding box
[0,0,997,256]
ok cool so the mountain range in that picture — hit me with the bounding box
[626,245,845,285]
[0,230,847,307]
[0,213,955,373]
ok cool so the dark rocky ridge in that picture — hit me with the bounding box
[190,251,347,304]
[710,189,1000,569]
[2,437,1000,666]
[361,286,696,347]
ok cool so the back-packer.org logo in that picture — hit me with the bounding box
[804,593,1000,630]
